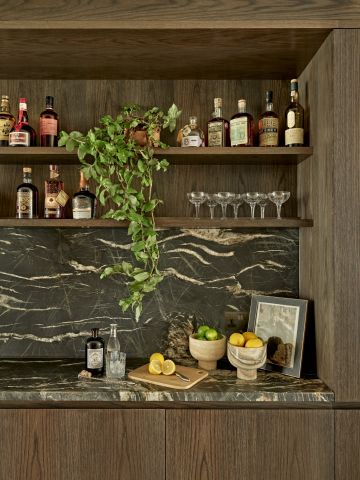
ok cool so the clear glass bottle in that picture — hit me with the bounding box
[39,95,59,147]
[72,171,97,219]
[0,95,15,146]
[16,167,39,219]
[259,90,279,147]
[44,164,68,219]
[106,324,125,379]
[107,324,121,353]
[230,99,254,147]
[206,98,230,147]
[285,79,304,147]
[85,328,105,376]
[177,116,205,147]
[9,98,37,147]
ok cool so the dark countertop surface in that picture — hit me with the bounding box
[0,358,334,405]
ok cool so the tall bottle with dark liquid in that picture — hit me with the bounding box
[206,98,230,147]
[0,95,15,146]
[72,171,97,219]
[259,90,279,147]
[9,98,37,147]
[40,96,59,147]
[285,79,304,147]
[44,164,68,219]
[16,167,39,219]
[85,328,105,376]
[230,99,254,147]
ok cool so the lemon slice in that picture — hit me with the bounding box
[162,359,176,376]
[148,360,162,375]
[149,352,165,364]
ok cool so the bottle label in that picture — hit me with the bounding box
[73,208,92,219]
[181,134,203,147]
[230,117,248,146]
[0,118,15,141]
[259,117,279,146]
[16,191,32,217]
[285,128,304,145]
[287,111,296,128]
[40,118,58,136]
[208,121,224,147]
[45,194,60,211]
[87,348,104,369]
[9,131,30,146]
[55,190,69,207]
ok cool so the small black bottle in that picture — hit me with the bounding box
[85,328,105,376]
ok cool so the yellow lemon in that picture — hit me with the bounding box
[149,352,165,364]
[148,360,162,375]
[245,338,264,348]
[243,331,258,342]
[162,359,176,376]
[229,333,245,347]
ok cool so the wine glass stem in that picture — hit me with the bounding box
[250,203,256,219]
[221,204,227,219]
[276,204,282,219]
[260,206,265,219]
[233,205,239,219]
[195,203,200,218]
[209,206,215,219]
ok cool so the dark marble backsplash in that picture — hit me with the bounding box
[0,228,298,358]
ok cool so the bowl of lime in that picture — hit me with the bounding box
[189,325,226,370]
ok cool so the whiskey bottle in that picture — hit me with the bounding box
[39,96,59,147]
[16,167,39,219]
[230,99,254,147]
[72,171,97,219]
[259,91,279,147]
[0,95,15,146]
[44,164,69,219]
[285,79,304,147]
[9,98,37,147]
[85,328,105,376]
[177,116,205,147]
[207,98,230,147]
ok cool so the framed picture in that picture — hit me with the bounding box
[248,295,308,378]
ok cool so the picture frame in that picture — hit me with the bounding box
[248,295,308,378]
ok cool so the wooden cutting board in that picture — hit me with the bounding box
[128,364,208,390]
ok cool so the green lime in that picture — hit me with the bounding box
[194,333,205,340]
[205,328,218,341]
[197,325,210,337]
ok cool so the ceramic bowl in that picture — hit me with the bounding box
[227,342,267,380]
[189,334,226,370]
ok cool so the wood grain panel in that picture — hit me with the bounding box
[335,410,360,480]
[0,409,165,480]
[166,409,334,480]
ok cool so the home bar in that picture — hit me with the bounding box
[0,1,359,479]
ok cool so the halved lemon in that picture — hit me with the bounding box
[149,352,165,364]
[162,359,176,376]
[148,360,162,375]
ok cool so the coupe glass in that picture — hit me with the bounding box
[257,193,269,219]
[268,191,291,219]
[187,192,207,218]
[244,192,260,219]
[216,192,236,219]
[206,193,219,219]
[230,194,244,219]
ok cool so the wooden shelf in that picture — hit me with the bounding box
[0,218,313,229]
[0,147,313,165]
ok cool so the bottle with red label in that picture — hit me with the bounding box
[40,96,59,147]
[9,98,37,147]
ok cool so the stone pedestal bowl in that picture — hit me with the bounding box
[189,334,226,370]
[227,342,267,380]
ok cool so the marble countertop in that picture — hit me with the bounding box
[0,358,334,404]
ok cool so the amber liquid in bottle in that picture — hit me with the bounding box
[44,165,68,219]
[285,79,304,147]
[230,99,254,147]
[0,95,15,146]
[207,98,230,147]
[16,167,39,219]
[40,96,59,147]
[259,91,279,147]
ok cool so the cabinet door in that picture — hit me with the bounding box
[0,409,165,480]
[166,409,333,480]
[335,410,360,480]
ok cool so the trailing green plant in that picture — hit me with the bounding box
[59,104,181,321]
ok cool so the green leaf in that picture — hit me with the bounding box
[133,271,150,282]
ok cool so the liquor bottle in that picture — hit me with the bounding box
[207,98,230,147]
[44,164,69,219]
[285,79,304,147]
[177,116,205,147]
[259,91,279,147]
[9,98,37,147]
[72,171,97,219]
[0,95,15,146]
[39,96,59,147]
[16,167,39,219]
[230,99,254,147]
[85,328,105,376]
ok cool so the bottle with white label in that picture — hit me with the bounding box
[9,98,37,147]
[230,99,254,147]
[259,90,279,147]
[206,98,230,147]
[285,79,304,147]
[72,171,97,219]
[85,328,105,376]
[177,116,205,147]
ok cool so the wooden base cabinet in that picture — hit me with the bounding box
[335,411,360,480]
[166,409,334,480]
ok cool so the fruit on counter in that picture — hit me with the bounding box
[195,325,222,341]
[197,325,210,337]
[229,332,245,347]
[243,331,258,342]
[149,352,165,364]
[244,338,264,348]
[148,359,162,375]
[162,359,176,376]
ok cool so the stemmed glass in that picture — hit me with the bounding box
[187,192,207,218]
[268,191,291,219]
[244,192,260,219]
[257,193,269,219]
[206,193,219,219]
[216,192,235,219]
[230,194,244,219]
